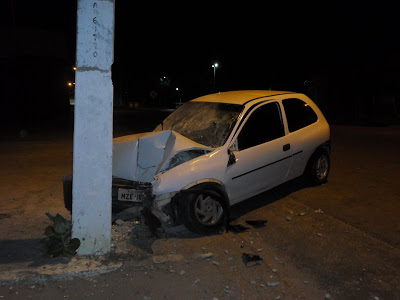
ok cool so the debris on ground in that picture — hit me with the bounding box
[114,219,124,226]
[0,213,11,220]
[224,288,235,296]
[242,253,263,266]
[152,254,184,264]
[245,220,268,228]
[285,216,292,221]
[111,207,142,222]
[141,207,162,237]
[266,281,280,287]
[200,253,213,260]
[315,209,324,214]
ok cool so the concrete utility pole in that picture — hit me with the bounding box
[72,0,114,255]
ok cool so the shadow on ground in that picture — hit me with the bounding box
[230,176,314,221]
[0,238,72,268]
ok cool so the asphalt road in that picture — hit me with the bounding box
[0,110,399,299]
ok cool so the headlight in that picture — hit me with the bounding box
[161,149,210,172]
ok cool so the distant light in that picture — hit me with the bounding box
[68,82,72,86]
[73,67,77,71]
[176,88,179,91]
[212,63,218,68]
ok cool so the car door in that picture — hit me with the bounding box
[226,101,292,205]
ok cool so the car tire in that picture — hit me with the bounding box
[182,188,227,235]
[306,150,330,185]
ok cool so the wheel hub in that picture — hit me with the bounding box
[194,195,223,226]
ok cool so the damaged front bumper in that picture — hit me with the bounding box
[62,175,153,213]
[62,175,176,225]
[112,177,179,226]
[111,177,153,212]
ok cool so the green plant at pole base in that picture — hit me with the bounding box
[44,214,80,258]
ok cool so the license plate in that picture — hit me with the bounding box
[118,188,144,202]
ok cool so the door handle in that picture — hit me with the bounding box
[283,144,291,152]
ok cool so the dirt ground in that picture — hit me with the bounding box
[1,118,399,299]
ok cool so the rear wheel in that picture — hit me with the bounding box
[183,189,227,235]
[307,150,330,185]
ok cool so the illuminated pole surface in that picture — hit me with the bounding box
[72,0,114,255]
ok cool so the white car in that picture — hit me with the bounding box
[110,90,331,235]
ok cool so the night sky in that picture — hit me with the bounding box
[114,2,400,92]
[1,1,400,123]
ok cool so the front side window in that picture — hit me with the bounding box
[237,102,284,151]
[283,98,318,132]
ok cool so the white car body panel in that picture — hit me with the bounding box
[152,148,228,195]
[113,130,212,183]
[226,134,293,205]
[279,94,330,181]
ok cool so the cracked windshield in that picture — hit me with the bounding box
[158,102,243,148]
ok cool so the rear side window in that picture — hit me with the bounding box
[283,98,318,132]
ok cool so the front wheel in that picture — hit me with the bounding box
[306,151,330,185]
[183,189,227,235]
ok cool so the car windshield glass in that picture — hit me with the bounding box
[157,102,243,148]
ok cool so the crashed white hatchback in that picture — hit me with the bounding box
[109,90,331,234]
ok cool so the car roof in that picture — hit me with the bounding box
[191,90,296,105]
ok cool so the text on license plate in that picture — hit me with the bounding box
[118,188,144,202]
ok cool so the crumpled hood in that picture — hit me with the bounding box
[112,130,213,182]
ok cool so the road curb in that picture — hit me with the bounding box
[0,257,122,286]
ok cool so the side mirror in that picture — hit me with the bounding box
[227,149,237,166]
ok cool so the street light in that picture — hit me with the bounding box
[212,63,218,90]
